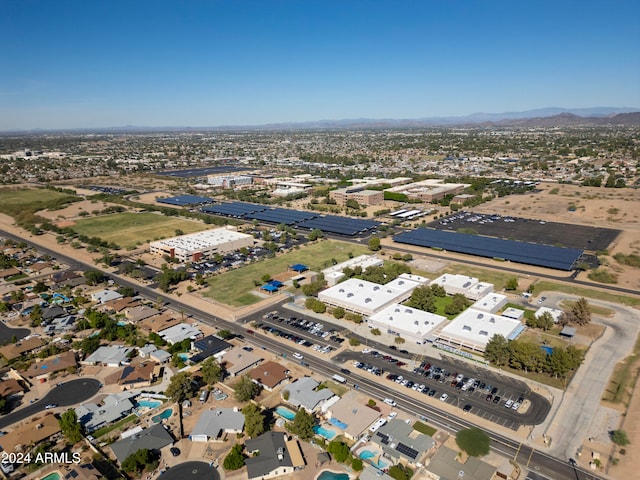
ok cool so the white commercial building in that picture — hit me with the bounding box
[436,308,523,353]
[430,274,493,300]
[322,255,384,286]
[535,306,564,323]
[207,175,253,189]
[471,292,508,313]
[149,226,254,262]
[318,274,429,316]
[368,304,446,344]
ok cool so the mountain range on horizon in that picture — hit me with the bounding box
[4,107,640,134]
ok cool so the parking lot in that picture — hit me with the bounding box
[336,350,550,430]
[428,210,619,251]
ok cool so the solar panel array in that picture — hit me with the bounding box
[202,202,266,217]
[157,195,214,206]
[200,202,379,236]
[376,431,390,445]
[396,443,419,460]
[244,207,317,225]
[297,214,381,236]
[394,228,583,270]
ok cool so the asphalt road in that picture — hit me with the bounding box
[0,322,30,344]
[157,461,219,480]
[0,378,101,430]
[0,230,606,480]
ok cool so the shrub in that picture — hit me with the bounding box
[456,428,490,457]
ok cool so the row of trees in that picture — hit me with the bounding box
[485,335,585,378]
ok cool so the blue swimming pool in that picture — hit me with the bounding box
[275,406,296,421]
[313,425,337,440]
[137,400,161,409]
[359,450,387,468]
[178,353,189,361]
[152,408,173,423]
[316,472,349,480]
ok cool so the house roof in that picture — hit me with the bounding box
[22,350,76,378]
[82,345,134,365]
[90,289,123,304]
[426,445,496,480]
[118,362,155,385]
[0,336,44,360]
[124,305,161,323]
[373,419,434,463]
[248,361,289,389]
[245,432,305,479]
[327,391,381,439]
[191,335,231,362]
[220,348,263,376]
[138,313,181,333]
[109,423,174,463]
[191,408,245,439]
[0,379,25,397]
[160,323,201,345]
[0,413,60,453]
[283,377,334,412]
[75,394,135,432]
[103,296,139,312]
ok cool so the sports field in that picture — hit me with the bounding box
[72,212,208,248]
[203,240,369,306]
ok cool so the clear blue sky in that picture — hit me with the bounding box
[1,0,639,130]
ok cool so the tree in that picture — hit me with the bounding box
[166,372,193,403]
[261,273,272,283]
[79,336,101,356]
[571,297,592,325]
[32,281,48,294]
[223,444,245,471]
[201,357,224,385]
[122,448,157,475]
[59,409,83,444]
[288,408,315,440]
[308,228,324,241]
[234,375,260,402]
[83,270,105,285]
[611,429,630,446]
[242,403,265,438]
[388,464,414,480]
[394,336,405,345]
[327,440,350,462]
[406,285,436,312]
[484,335,510,366]
[368,236,381,251]
[456,427,490,457]
[217,329,233,339]
[371,328,381,336]
[332,306,345,319]
[351,457,364,471]
[505,277,519,291]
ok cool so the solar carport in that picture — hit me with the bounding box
[297,215,381,236]
[394,228,583,270]
[244,207,317,225]
[157,195,214,206]
[202,202,267,218]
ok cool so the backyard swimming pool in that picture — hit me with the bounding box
[178,353,189,361]
[40,473,61,480]
[359,449,388,468]
[137,400,161,409]
[313,424,337,440]
[316,471,349,480]
[152,408,173,423]
[275,406,296,421]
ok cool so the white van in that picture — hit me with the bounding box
[383,398,397,407]
[199,390,209,403]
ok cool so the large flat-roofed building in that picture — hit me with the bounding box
[149,226,254,262]
[330,187,384,206]
[207,174,253,189]
[322,254,384,286]
[430,274,493,300]
[384,179,469,202]
[471,292,508,313]
[318,273,429,316]
[368,303,447,344]
[436,308,524,353]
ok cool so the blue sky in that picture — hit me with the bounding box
[1,0,639,130]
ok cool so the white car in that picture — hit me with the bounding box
[440,393,449,402]
[292,352,304,360]
[387,412,398,420]
[362,348,372,354]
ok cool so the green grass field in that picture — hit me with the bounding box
[0,188,79,215]
[534,280,640,307]
[203,240,369,306]
[72,212,208,248]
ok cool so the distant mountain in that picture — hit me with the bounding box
[2,107,639,134]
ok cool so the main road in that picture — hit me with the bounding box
[0,229,604,480]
